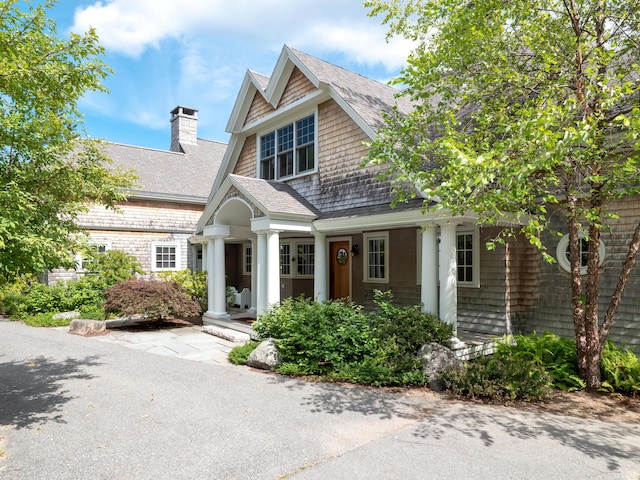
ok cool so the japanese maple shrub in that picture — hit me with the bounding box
[104,279,201,320]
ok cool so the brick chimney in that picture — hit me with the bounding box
[170,106,198,152]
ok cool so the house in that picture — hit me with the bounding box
[46,106,227,283]
[194,45,640,350]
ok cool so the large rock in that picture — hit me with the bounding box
[418,342,464,391]
[246,338,282,371]
[69,319,106,336]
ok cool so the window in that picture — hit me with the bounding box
[363,232,389,283]
[280,243,291,276]
[296,243,314,276]
[259,114,315,180]
[556,233,605,275]
[78,242,111,271]
[456,228,479,287]
[151,242,181,271]
[243,245,252,275]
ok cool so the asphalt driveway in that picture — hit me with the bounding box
[1,320,639,479]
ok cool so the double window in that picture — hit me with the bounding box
[260,114,315,180]
[279,241,315,277]
[78,242,111,272]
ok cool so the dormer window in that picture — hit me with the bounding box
[259,114,315,180]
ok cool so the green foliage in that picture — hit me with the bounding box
[83,250,143,290]
[254,296,375,376]
[0,0,136,284]
[495,333,585,392]
[228,341,260,365]
[365,0,640,389]
[441,354,553,402]
[600,341,640,394]
[253,293,453,386]
[103,279,202,321]
[156,269,207,310]
[18,312,71,328]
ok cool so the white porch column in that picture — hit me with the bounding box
[256,232,268,315]
[420,225,438,315]
[266,230,281,308]
[202,225,231,323]
[202,242,208,273]
[438,222,458,334]
[205,239,215,316]
[211,235,229,318]
[314,232,327,302]
[249,238,257,313]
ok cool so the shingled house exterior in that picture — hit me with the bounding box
[47,106,227,283]
[194,46,640,349]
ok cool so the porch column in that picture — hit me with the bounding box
[202,242,208,273]
[202,225,230,322]
[266,230,281,308]
[314,232,327,302]
[249,238,257,313]
[438,222,458,334]
[205,239,215,316]
[211,235,229,318]
[420,225,438,315]
[256,232,268,315]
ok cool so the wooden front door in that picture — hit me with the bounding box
[329,241,350,300]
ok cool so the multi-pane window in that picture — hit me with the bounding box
[260,114,315,180]
[152,242,180,271]
[260,132,275,180]
[280,243,291,276]
[243,245,252,275]
[457,233,474,283]
[297,243,314,276]
[364,232,388,283]
[556,233,605,275]
[79,243,110,271]
[156,245,176,269]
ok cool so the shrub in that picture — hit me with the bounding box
[601,341,640,394]
[228,341,260,365]
[253,296,376,375]
[103,279,202,320]
[495,333,585,391]
[20,312,72,328]
[156,269,207,310]
[82,249,143,290]
[441,353,553,401]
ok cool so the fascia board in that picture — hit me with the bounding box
[327,85,377,141]
[197,175,235,232]
[313,209,430,233]
[265,46,322,107]
[206,135,241,203]
[226,72,261,134]
[251,216,314,233]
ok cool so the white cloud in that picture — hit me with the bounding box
[70,0,412,71]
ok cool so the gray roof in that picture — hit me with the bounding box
[287,46,412,131]
[229,174,318,217]
[102,138,227,204]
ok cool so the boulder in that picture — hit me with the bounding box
[69,319,106,336]
[53,311,81,321]
[418,342,464,391]
[246,338,282,371]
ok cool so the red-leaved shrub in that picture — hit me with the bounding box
[104,279,202,320]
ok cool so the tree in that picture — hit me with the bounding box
[365,0,640,389]
[0,0,135,283]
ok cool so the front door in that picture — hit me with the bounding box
[329,241,350,300]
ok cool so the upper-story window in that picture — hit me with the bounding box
[260,114,315,180]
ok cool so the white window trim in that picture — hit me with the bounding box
[363,231,389,284]
[456,227,480,288]
[151,241,181,272]
[556,233,605,275]
[243,244,252,276]
[256,110,318,181]
[279,242,292,277]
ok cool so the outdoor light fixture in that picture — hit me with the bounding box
[350,243,359,257]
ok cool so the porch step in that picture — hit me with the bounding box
[203,317,257,342]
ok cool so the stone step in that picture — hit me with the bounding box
[205,317,256,336]
[202,325,252,344]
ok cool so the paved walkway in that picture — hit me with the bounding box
[70,324,237,366]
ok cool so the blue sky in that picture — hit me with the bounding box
[47,1,413,150]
